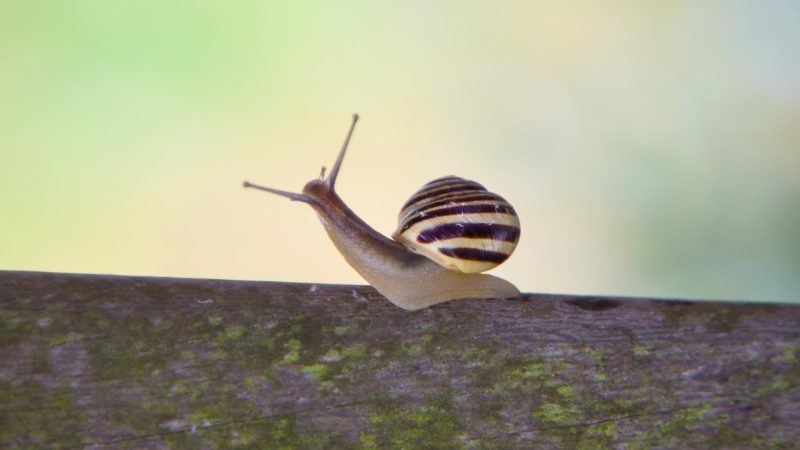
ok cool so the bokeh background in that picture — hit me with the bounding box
[2,1,798,302]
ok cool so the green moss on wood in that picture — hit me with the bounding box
[0,272,797,448]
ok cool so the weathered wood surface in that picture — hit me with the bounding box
[0,271,798,449]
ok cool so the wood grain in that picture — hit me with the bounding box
[1,271,798,449]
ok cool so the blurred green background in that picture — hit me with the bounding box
[1,1,798,302]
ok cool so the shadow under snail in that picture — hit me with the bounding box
[243,114,520,310]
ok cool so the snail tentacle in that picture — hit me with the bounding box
[326,113,359,191]
[242,181,317,205]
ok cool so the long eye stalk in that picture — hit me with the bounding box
[326,113,359,190]
[241,181,314,204]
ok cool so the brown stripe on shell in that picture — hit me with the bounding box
[416,222,520,244]
[438,247,511,264]
[400,192,509,222]
[401,204,518,233]
[401,179,486,210]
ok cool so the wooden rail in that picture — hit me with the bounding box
[1,271,798,448]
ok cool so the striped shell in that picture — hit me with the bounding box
[391,176,520,273]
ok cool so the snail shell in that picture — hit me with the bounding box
[392,176,520,274]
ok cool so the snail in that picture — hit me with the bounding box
[243,114,520,310]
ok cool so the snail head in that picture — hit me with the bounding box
[243,114,359,206]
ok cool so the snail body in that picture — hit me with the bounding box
[243,115,519,310]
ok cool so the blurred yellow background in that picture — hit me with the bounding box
[1,1,798,302]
